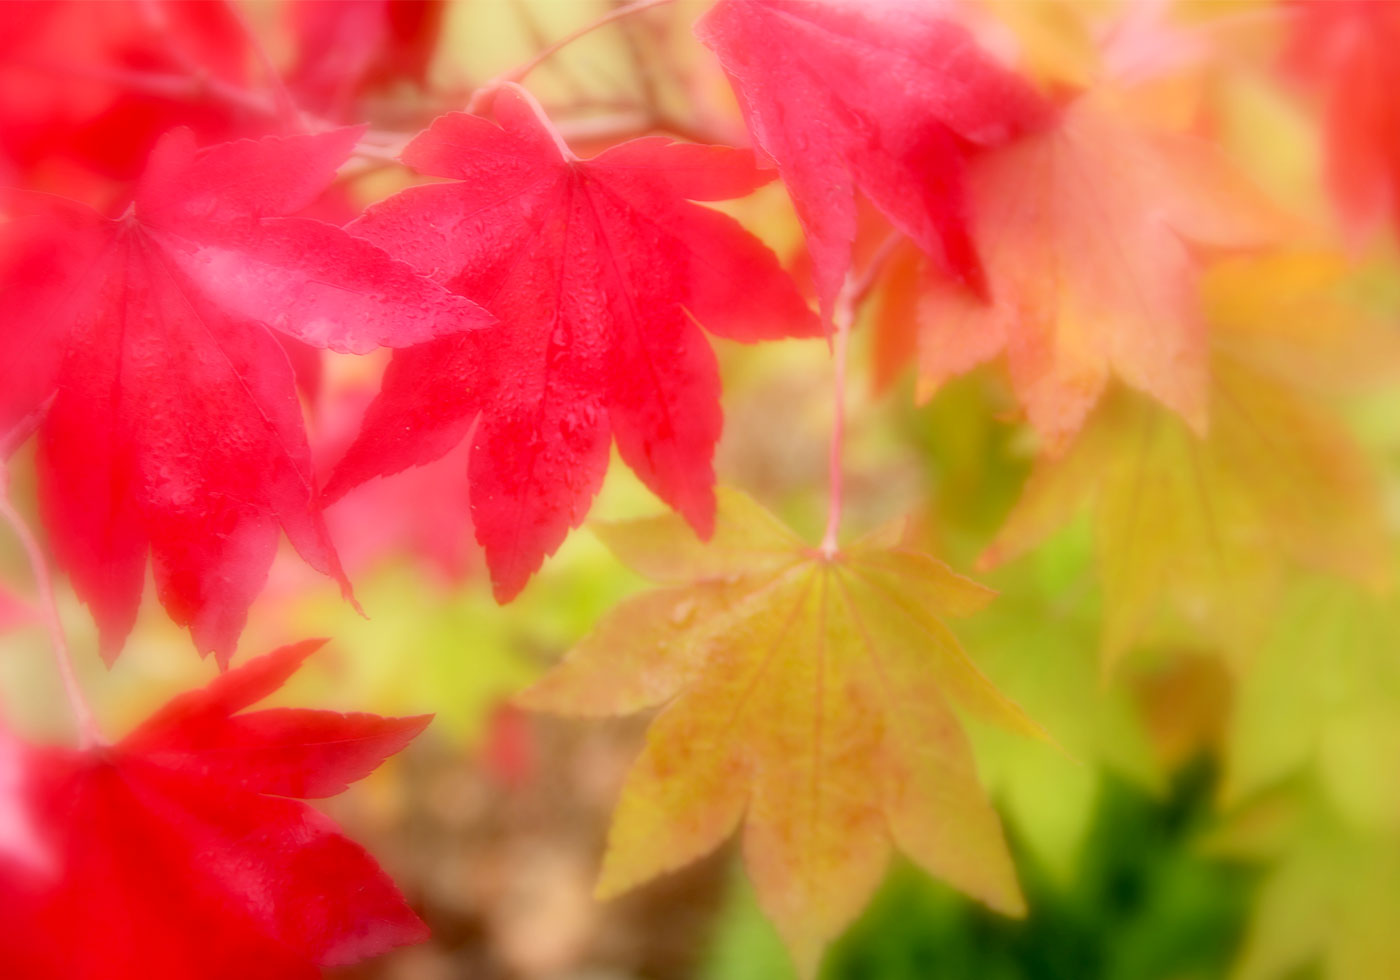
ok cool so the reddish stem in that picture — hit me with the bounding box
[819,233,904,558]
[820,277,857,558]
[0,482,100,747]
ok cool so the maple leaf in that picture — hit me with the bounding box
[1214,574,1400,980]
[979,254,1390,668]
[695,0,1049,319]
[1283,0,1400,236]
[315,385,478,582]
[327,83,820,601]
[1241,827,1400,980]
[520,489,1042,976]
[285,0,445,120]
[0,126,492,664]
[0,639,430,979]
[0,0,252,199]
[915,87,1284,450]
[869,237,924,392]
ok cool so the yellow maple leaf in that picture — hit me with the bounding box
[519,489,1044,976]
[917,86,1285,451]
[978,252,1390,669]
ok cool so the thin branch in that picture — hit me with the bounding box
[220,0,303,130]
[510,0,591,102]
[469,0,673,113]
[11,58,274,118]
[618,0,662,116]
[0,478,100,748]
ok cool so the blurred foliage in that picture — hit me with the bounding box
[706,762,1256,980]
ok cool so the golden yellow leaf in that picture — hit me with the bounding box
[520,489,1042,976]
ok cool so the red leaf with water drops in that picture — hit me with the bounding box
[328,84,819,601]
[0,127,493,665]
[695,0,1049,320]
[0,639,430,980]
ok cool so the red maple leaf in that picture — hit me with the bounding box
[328,84,819,601]
[0,127,492,664]
[695,0,1049,318]
[0,639,429,979]
[0,0,253,203]
[285,0,445,121]
[315,385,478,583]
[1283,0,1400,236]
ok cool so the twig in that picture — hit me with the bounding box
[0,478,100,748]
[468,0,673,113]
[11,58,274,118]
[624,4,661,103]
[510,0,591,102]
[220,0,303,130]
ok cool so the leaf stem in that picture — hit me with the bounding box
[468,0,673,113]
[819,233,904,558]
[0,479,101,748]
[820,276,857,558]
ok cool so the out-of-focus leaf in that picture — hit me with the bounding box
[696,0,1049,319]
[1283,0,1400,237]
[981,254,1391,668]
[916,86,1285,450]
[0,640,428,979]
[1224,574,1400,821]
[1227,804,1400,980]
[0,0,250,200]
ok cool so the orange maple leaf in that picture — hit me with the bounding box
[916,87,1285,451]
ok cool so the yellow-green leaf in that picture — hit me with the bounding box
[981,257,1391,669]
[520,489,1043,976]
